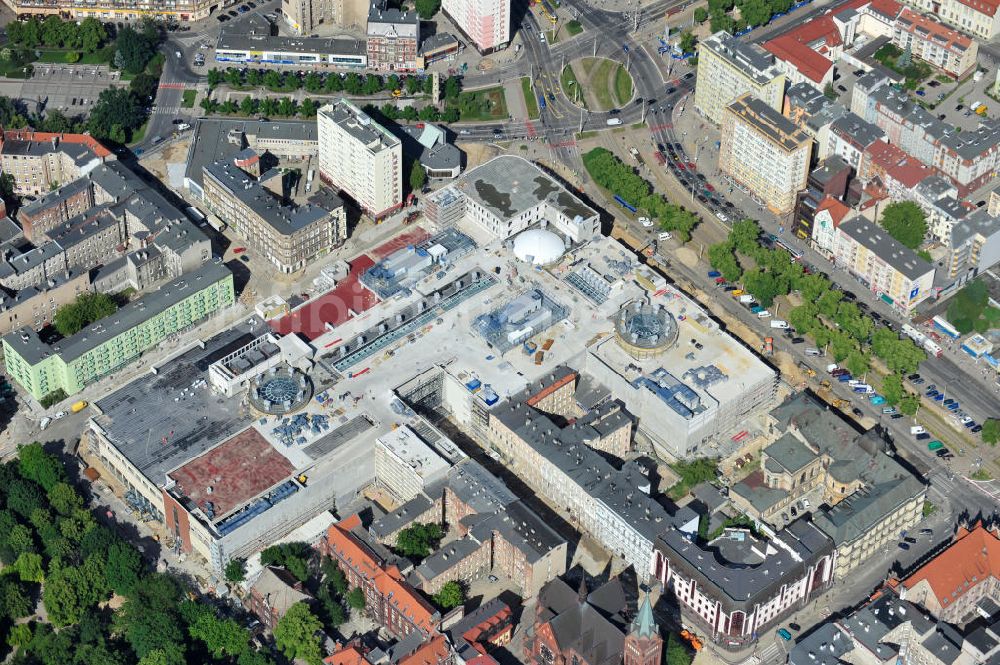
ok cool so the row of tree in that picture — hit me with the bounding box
[207,68,461,101]
[695,0,798,35]
[0,442,276,665]
[5,17,109,54]
[707,219,926,412]
[582,148,700,242]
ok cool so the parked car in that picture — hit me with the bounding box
[973,424,983,433]
[899,542,910,550]
[777,628,793,641]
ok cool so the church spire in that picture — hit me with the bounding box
[631,593,658,638]
[577,576,588,604]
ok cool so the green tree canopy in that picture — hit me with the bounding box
[54,291,118,337]
[880,201,928,250]
[346,587,366,610]
[395,523,443,560]
[433,581,465,610]
[414,0,441,19]
[982,418,1000,445]
[409,161,427,193]
[224,558,247,583]
[273,602,324,665]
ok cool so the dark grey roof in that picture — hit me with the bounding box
[727,95,811,152]
[419,32,459,55]
[370,493,435,540]
[216,29,366,58]
[468,499,566,564]
[17,178,92,220]
[690,482,728,514]
[536,577,628,665]
[788,622,851,665]
[412,537,483,580]
[838,217,933,280]
[495,366,673,541]
[951,209,1000,247]
[204,161,338,235]
[701,31,781,83]
[447,458,517,514]
[4,260,231,366]
[46,205,118,251]
[830,113,885,149]
[656,517,833,614]
[764,433,818,473]
[90,316,267,484]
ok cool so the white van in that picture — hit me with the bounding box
[756,310,771,318]
[910,426,926,435]
[658,232,672,241]
[606,118,623,126]
[806,348,823,356]
[39,417,51,431]
[770,320,789,329]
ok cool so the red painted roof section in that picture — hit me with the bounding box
[168,427,294,518]
[1,129,112,158]
[957,0,999,17]
[866,0,903,18]
[268,227,431,341]
[816,196,851,226]
[398,636,450,665]
[896,8,973,50]
[324,645,368,665]
[866,140,937,187]
[325,515,436,634]
[903,523,1000,607]
[764,16,840,84]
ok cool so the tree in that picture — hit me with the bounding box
[729,218,761,255]
[845,350,869,377]
[414,0,440,18]
[106,540,142,596]
[299,98,318,118]
[260,542,311,582]
[694,6,708,22]
[273,602,324,665]
[113,26,154,75]
[880,201,927,250]
[87,87,142,142]
[239,96,258,116]
[44,566,86,625]
[11,552,44,582]
[0,172,16,203]
[665,634,692,665]
[7,623,31,649]
[188,611,249,659]
[19,443,65,492]
[54,291,118,337]
[409,161,426,193]
[882,373,904,406]
[679,31,697,54]
[79,17,107,52]
[982,418,1000,446]
[225,558,247,583]
[0,577,33,619]
[824,82,836,99]
[707,242,742,283]
[114,574,186,661]
[433,581,464,610]
[444,76,462,100]
[207,68,224,88]
[899,393,920,416]
[816,289,844,319]
[346,588,366,611]
[394,523,443,560]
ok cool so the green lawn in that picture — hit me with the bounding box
[546,29,561,44]
[129,118,150,146]
[873,43,932,90]
[588,58,615,110]
[520,77,539,119]
[0,59,33,78]
[613,64,633,105]
[181,89,197,108]
[576,130,598,139]
[36,49,108,65]
[560,65,585,108]
[566,20,583,35]
[453,87,508,121]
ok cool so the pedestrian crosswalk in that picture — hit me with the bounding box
[153,106,181,115]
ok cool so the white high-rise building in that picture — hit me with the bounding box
[317,99,402,220]
[442,0,510,52]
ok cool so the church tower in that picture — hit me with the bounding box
[624,593,663,665]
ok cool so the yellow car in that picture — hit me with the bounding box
[392,89,403,98]
[731,289,744,297]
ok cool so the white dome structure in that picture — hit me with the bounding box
[512,229,565,266]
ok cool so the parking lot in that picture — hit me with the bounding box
[20,65,127,113]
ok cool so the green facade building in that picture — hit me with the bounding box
[3,261,235,401]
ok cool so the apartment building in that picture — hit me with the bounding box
[17,178,95,242]
[901,522,1000,624]
[317,99,402,219]
[852,75,1000,195]
[202,159,346,273]
[487,367,696,582]
[694,31,786,125]
[810,195,852,256]
[0,270,90,336]
[833,216,935,314]
[903,0,1000,40]
[282,0,368,34]
[366,5,419,71]
[320,513,440,640]
[0,130,113,196]
[244,567,312,630]
[893,8,978,78]
[763,17,841,91]
[945,209,1000,284]
[3,260,234,401]
[720,94,813,215]
[442,0,510,52]
[654,519,835,650]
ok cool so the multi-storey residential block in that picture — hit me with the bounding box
[654,519,835,650]
[214,30,368,68]
[202,159,346,273]
[487,367,696,582]
[852,75,1000,195]
[763,17,842,91]
[0,129,113,196]
[3,260,234,401]
[903,0,1000,40]
[901,522,1000,624]
[16,178,95,242]
[720,94,813,215]
[366,4,419,71]
[317,99,402,219]
[694,31,786,125]
[0,269,90,336]
[945,209,1000,284]
[825,113,885,170]
[442,0,510,52]
[833,216,935,313]
[893,8,978,78]
[810,195,851,256]
[320,513,440,640]
[281,0,368,34]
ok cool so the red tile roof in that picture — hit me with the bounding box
[398,635,450,665]
[896,8,973,51]
[1,129,112,158]
[957,0,999,17]
[765,36,833,83]
[816,196,851,227]
[865,140,938,187]
[324,644,368,665]
[324,515,437,635]
[903,523,1000,607]
[866,0,903,18]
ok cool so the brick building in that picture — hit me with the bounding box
[0,129,114,196]
[244,566,313,630]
